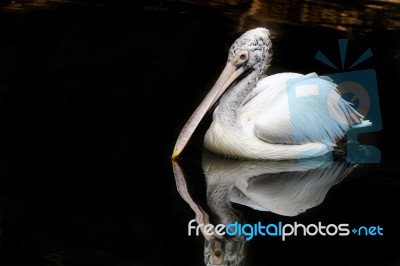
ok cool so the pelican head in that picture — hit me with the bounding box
[172,27,272,158]
[227,27,271,76]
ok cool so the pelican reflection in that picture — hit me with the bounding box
[203,150,354,217]
[172,150,355,265]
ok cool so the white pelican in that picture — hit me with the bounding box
[172,28,369,160]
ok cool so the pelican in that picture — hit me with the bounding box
[172,28,369,160]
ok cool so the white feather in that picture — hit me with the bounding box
[204,72,366,160]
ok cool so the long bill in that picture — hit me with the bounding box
[172,62,244,159]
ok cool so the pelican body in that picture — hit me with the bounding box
[173,28,367,160]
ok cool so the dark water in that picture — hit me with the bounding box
[0,0,399,265]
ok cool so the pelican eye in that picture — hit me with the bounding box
[239,53,247,60]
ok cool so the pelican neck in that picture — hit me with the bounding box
[216,70,259,127]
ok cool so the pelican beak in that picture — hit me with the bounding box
[172,62,245,159]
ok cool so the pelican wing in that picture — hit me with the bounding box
[240,73,363,145]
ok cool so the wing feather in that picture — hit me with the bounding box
[240,72,364,145]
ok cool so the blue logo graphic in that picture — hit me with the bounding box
[287,39,382,163]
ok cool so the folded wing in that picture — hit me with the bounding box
[240,72,364,145]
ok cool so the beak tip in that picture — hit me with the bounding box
[171,151,180,159]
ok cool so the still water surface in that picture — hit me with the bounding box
[0,0,399,265]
